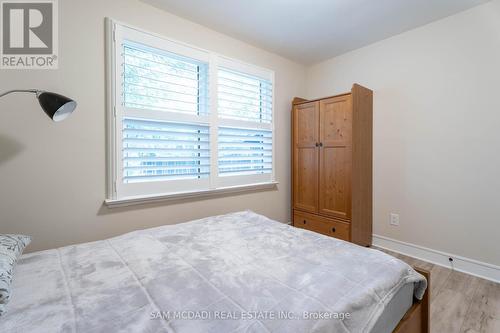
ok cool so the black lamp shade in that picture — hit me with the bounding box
[37,92,77,122]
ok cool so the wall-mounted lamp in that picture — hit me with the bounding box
[0,90,77,122]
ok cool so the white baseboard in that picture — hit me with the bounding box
[373,234,500,283]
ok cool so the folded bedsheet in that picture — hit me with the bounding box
[0,211,426,333]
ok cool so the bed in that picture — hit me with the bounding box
[0,211,428,333]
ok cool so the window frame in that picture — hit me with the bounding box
[105,19,276,206]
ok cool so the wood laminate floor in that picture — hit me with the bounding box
[374,247,500,333]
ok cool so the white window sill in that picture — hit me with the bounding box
[104,181,279,208]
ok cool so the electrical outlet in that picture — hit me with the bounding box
[390,213,400,226]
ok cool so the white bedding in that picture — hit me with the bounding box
[0,211,426,333]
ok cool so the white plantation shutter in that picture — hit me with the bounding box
[122,119,210,183]
[108,22,275,201]
[218,127,272,176]
[115,35,211,197]
[217,68,272,123]
[122,41,209,116]
[216,67,274,184]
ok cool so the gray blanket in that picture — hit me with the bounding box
[0,211,426,332]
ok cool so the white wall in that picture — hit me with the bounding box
[0,0,305,252]
[306,0,500,266]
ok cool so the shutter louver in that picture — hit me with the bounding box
[218,127,272,176]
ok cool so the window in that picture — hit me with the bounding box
[107,20,275,202]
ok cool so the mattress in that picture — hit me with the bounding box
[372,282,414,333]
[0,211,426,333]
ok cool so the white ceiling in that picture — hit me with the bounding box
[142,0,491,65]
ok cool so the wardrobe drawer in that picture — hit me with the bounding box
[293,211,350,241]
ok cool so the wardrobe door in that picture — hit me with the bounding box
[318,96,352,220]
[293,101,319,213]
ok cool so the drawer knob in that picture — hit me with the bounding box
[303,220,307,224]
[331,227,336,233]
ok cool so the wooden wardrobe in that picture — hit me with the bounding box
[292,84,373,246]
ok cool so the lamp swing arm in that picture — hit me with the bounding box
[0,89,40,98]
